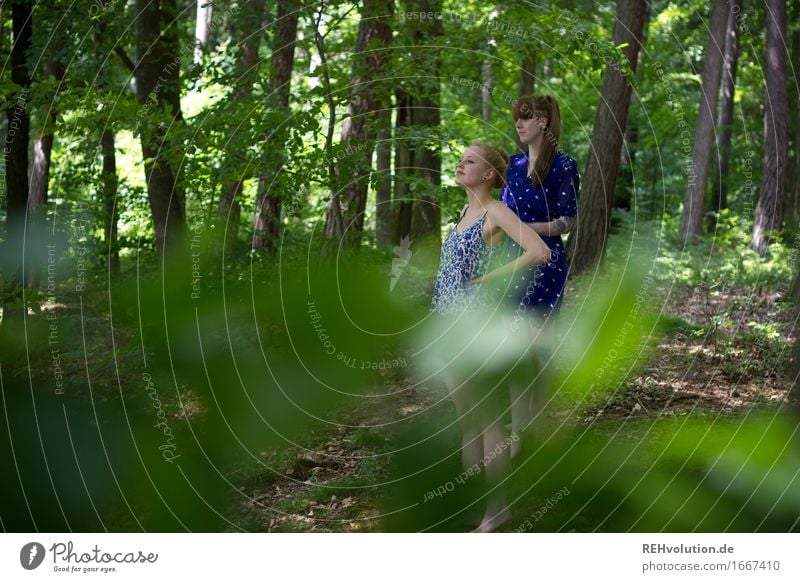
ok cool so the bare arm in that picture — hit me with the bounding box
[470,203,552,285]
[528,216,575,237]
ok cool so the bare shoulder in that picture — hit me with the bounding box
[486,199,517,223]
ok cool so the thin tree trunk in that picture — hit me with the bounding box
[253,0,298,251]
[100,130,120,275]
[752,0,788,254]
[2,0,32,318]
[26,61,66,290]
[392,87,413,246]
[680,0,728,241]
[519,50,536,151]
[520,50,536,96]
[217,0,265,251]
[135,0,185,254]
[710,0,741,230]
[566,0,648,275]
[615,112,638,211]
[409,0,442,251]
[323,0,393,250]
[375,105,393,249]
[194,0,213,63]
[784,27,800,230]
[481,58,492,122]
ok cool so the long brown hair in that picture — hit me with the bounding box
[512,94,561,186]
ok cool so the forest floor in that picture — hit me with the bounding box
[229,277,798,532]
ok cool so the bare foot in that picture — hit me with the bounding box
[473,508,510,533]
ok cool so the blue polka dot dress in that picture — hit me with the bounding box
[500,151,579,318]
[430,209,497,315]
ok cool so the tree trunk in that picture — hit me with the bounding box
[26,61,66,290]
[481,58,492,122]
[519,50,536,150]
[194,0,213,63]
[101,130,121,275]
[709,0,741,229]
[217,0,265,251]
[680,0,728,241]
[2,0,32,318]
[566,0,648,275]
[323,0,393,250]
[135,0,185,254]
[375,105,393,249]
[253,0,298,251]
[520,50,536,96]
[783,26,800,230]
[752,0,788,254]
[409,0,442,251]
[392,87,414,246]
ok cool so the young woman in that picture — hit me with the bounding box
[430,142,551,532]
[501,94,580,454]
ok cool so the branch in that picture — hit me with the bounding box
[114,46,136,74]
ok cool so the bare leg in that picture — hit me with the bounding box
[509,314,555,458]
[475,419,511,532]
[444,372,482,471]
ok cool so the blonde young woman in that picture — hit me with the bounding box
[430,142,550,532]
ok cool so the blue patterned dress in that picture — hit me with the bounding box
[500,151,579,317]
[430,209,496,315]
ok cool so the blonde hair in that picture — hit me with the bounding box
[469,142,509,189]
[512,94,561,186]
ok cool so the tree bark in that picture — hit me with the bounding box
[323,0,393,250]
[217,0,265,251]
[481,58,492,122]
[2,0,32,317]
[375,105,393,249]
[194,0,213,63]
[253,0,298,252]
[752,0,788,254]
[135,0,185,254]
[392,87,414,245]
[783,26,799,230]
[101,130,121,275]
[566,0,648,275]
[520,50,536,96]
[680,0,728,241]
[408,0,442,251]
[28,62,64,211]
[709,0,741,229]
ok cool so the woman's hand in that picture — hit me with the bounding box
[479,203,552,283]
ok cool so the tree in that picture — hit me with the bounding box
[680,0,728,241]
[253,0,299,252]
[100,129,120,275]
[134,0,186,253]
[566,0,648,275]
[392,87,414,245]
[2,0,33,318]
[375,105,393,249]
[787,24,800,229]
[323,0,393,249]
[752,0,789,254]
[710,0,742,227]
[520,50,536,96]
[217,0,266,250]
[408,0,442,250]
[194,0,213,64]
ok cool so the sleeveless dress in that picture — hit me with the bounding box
[430,209,496,315]
[499,151,579,318]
